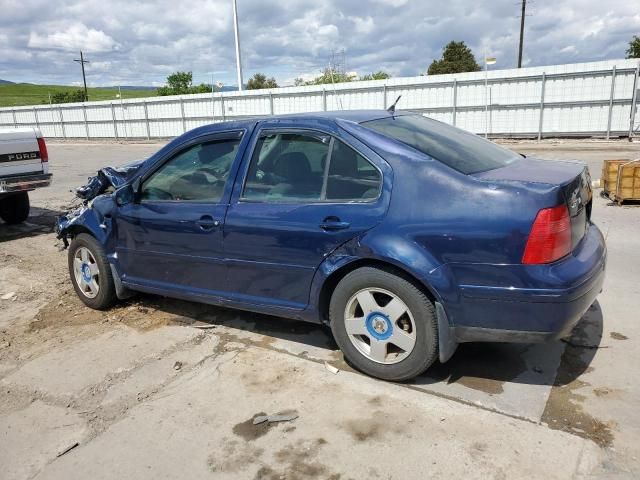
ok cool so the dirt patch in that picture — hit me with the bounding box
[258,438,339,480]
[593,387,612,397]
[207,438,264,473]
[341,413,402,443]
[609,332,628,341]
[232,411,298,442]
[542,342,615,447]
[233,413,271,441]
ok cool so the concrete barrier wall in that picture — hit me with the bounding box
[1,59,638,140]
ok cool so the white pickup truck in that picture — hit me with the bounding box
[0,128,52,224]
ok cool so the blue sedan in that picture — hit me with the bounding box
[57,110,606,381]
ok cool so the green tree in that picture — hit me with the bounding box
[294,77,305,86]
[360,71,391,81]
[246,73,279,90]
[50,89,86,104]
[157,71,217,96]
[627,35,640,59]
[305,68,353,85]
[427,41,481,75]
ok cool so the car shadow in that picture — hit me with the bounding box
[131,293,602,390]
[0,206,63,242]
[134,294,338,352]
[412,300,603,390]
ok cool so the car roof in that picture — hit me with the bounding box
[200,110,410,131]
[177,110,415,145]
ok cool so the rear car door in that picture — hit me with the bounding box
[223,120,391,310]
[115,130,246,295]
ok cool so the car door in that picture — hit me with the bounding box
[115,130,245,295]
[223,120,391,310]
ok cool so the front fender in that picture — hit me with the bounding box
[56,195,115,249]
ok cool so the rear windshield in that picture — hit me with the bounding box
[361,115,519,174]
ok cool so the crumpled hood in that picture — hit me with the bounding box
[75,158,145,201]
[56,158,145,248]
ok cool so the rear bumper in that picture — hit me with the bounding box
[0,173,52,194]
[446,223,606,343]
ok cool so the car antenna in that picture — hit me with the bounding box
[387,95,402,114]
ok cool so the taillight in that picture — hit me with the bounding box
[522,204,571,264]
[37,137,48,163]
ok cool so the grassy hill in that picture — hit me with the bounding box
[0,83,158,107]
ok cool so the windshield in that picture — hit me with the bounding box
[361,114,520,174]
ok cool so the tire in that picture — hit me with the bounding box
[329,267,438,381]
[68,233,117,310]
[0,192,30,224]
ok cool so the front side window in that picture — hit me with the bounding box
[361,114,519,175]
[242,131,381,202]
[141,138,240,202]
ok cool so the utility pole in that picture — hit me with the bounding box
[232,0,244,91]
[74,51,90,101]
[517,0,526,68]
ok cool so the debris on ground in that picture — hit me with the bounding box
[610,332,629,340]
[190,323,217,330]
[57,442,79,457]
[252,411,299,425]
[1,292,16,301]
[324,362,340,375]
[173,361,183,371]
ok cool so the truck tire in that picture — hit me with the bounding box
[0,192,30,225]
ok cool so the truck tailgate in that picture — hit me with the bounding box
[0,128,43,177]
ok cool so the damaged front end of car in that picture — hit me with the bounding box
[56,160,143,249]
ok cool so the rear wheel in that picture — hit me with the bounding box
[0,192,30,224]
[329,267,438,381]
[68,233,116,310]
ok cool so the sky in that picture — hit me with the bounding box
[0,0,638,87]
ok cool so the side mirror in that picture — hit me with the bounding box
[114,184,135,206]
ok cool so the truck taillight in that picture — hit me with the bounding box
[522,204,571,264]
[37,137,48,162]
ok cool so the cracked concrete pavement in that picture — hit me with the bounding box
[1,139,639,479]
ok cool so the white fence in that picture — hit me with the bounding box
[1,59,638,140]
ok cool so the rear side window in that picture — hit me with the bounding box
[361,115,519,175]
[326,140,381,200]
[242,132,381,202]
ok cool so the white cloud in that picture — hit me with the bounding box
[28,23,118,52]
[372,0,408,7]
[1,0,639,87]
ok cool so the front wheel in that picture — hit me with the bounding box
[329,267,438,381]
[68,233,117,310]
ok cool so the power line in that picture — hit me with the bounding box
[518,0,526,68]
[73,51,90,101]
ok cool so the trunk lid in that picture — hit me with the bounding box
[474,157,593,250]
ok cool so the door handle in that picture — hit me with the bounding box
[319,216,351,231]
[195,215,220,231]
